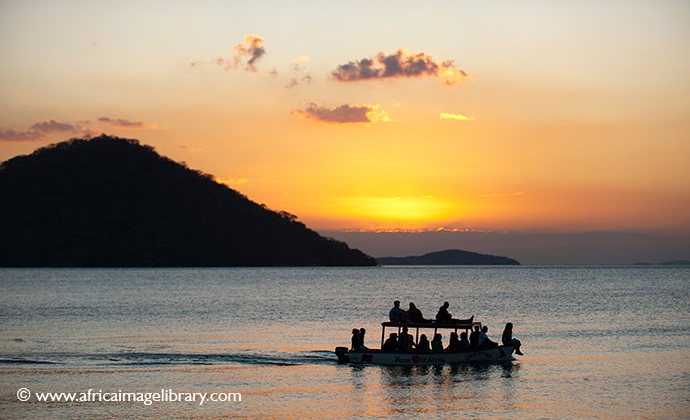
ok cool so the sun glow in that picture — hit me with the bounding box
[339,195,455,222]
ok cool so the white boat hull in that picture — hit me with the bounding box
[342,346,515,365]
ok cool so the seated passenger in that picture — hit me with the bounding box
[389,300,410,324]
[479,326,498,348]
[446,332,461,352]
[398,327,415,351]
[435,302,473,324]
[408,302,431,323]
[459,331,470,350]
[502,322,523,355]
[382,333,398,351]
[416,334,431,353]
[351,328,361,351]
[469,326,480,349]
[431,333,444,352]
[435,301,452,324]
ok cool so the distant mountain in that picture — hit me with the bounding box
[377,249,520,265]
[634,260,690,266]
[0,135,376,267]
[633,260,690,265]
[659,260,690,265]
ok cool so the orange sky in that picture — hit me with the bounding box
[1,1,689,234]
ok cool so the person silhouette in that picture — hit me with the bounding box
[351,328,361,350]
[502,322,523,355]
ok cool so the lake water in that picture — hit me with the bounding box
[1,267,689,419]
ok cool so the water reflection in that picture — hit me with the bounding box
[365,362,521,417]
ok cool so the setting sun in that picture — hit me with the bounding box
[338,196,456,222]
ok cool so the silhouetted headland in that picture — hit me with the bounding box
[0,135,376,267]
[377,249,520,265]
[633,260,690,266]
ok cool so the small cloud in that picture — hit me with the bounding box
[291,55,309,69]
[0,119,88,142]
[97,117,157,130]
[197,34,267,73]
[179,145,203,153]
[284,74,312,89]
[0,128,43,142]
[481,192,526,198]
[231,34,266,72]
[215,177,249,186]
[440,112,475,121]
[268,68,279,78]
[30,120,76,133]
[331,48,474,87]
[292,103,392,125]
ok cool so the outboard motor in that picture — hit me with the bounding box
[334,347,349,363]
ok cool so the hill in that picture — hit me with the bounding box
[377,249,520,265]
[0,135,376,267]
[634,260,690,266]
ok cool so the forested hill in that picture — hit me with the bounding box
[377,249,520,265]
[0,135,376,267]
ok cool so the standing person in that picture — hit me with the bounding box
[470,325,480,349]
[359,328,368,350]
[389,300,409,323]
[351,328,361,351]
[502,322,523,355]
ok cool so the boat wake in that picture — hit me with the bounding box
[0,350,336,367]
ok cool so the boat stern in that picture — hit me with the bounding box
[334,347,350,363]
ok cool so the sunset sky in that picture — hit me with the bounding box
[2,1,689,248]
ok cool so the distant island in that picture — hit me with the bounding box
[0,135,376,267]
[377,249,520,265]
[633,260,690,266]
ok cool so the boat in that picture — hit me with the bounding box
[334,321,516,365]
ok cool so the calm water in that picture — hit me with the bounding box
[1,267,689,419]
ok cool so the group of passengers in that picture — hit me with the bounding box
[367,300,523,355]
[389,300,474,325]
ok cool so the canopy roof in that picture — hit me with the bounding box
[381,321,481,330]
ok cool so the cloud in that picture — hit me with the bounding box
[215,177,249,186]
[0,119,87,142]
[481,192,526,198]
[440,112,475,121]
[292,103,392,125]
[0,128,43,142]
[231,34,266,72]
[97,117,157,129]
[331,48,472,86]
[179,145,203,153]
[30,120,76,132]
[284,74,313,89]
[291,55,309,69]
